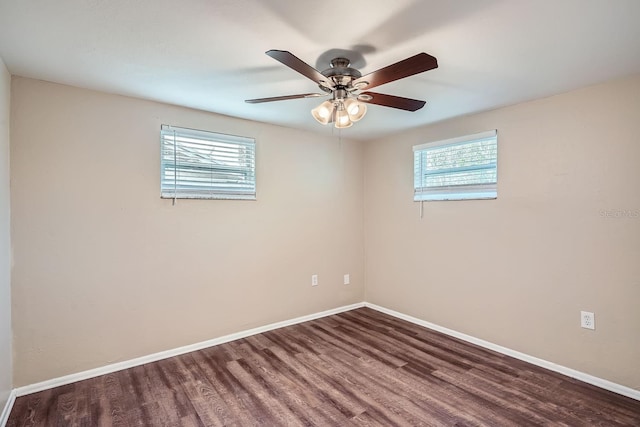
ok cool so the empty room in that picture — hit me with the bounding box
[1,0,639,425]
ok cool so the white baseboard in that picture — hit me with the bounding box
[0,389,16,427]
[364,302,640,402]
[14,302,365,398]
[9,300,639,407]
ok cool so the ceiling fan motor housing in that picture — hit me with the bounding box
[319,57,362,94]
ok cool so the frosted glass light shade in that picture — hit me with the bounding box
[311,101,334,125]
[335,105,353,129]
[344,98,367,122]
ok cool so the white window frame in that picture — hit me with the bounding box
[413,130,497,201]
[161,125,256,200]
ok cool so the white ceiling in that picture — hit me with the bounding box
[1,0,640,140]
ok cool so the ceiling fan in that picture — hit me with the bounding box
[245,50,438,129]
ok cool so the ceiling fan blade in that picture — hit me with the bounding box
[266,50,332,87]
[354,53,438,90]
[245,93,326,104]
[359,92,426,111]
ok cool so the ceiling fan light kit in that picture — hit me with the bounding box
[334,103,353,129]
[310,88,368,128]
[344,98,366,122]
[246,50,438,129]
[311,100,334,125]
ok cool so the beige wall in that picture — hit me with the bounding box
[9,72,640,391]
[0,58,12,410]
[364,74,640,390]
[10,77,365,386]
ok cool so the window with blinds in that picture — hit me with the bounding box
[413,130,497,201]
[160,125,256,200]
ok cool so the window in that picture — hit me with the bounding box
[160,125,256,200]
[413,130,497,201]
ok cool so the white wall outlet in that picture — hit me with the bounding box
[311,274,318,286]
[581,311,595,330]
[343,274,350,285]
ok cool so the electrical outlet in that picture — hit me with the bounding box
[311,274,318,286]
[581,311,595,330]
[344,274,350,285]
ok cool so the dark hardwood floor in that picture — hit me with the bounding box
[7,307,640,426]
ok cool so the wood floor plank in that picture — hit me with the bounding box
[267,345,367,418]
[325,342,514,426]
[197,347,277,425]
[310,350,446,426]
[187,351,255,426]
[179,353,234,426]
[7,307,640,426]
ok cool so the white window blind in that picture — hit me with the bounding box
[161,125,256,200]
[413,130,497,201]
